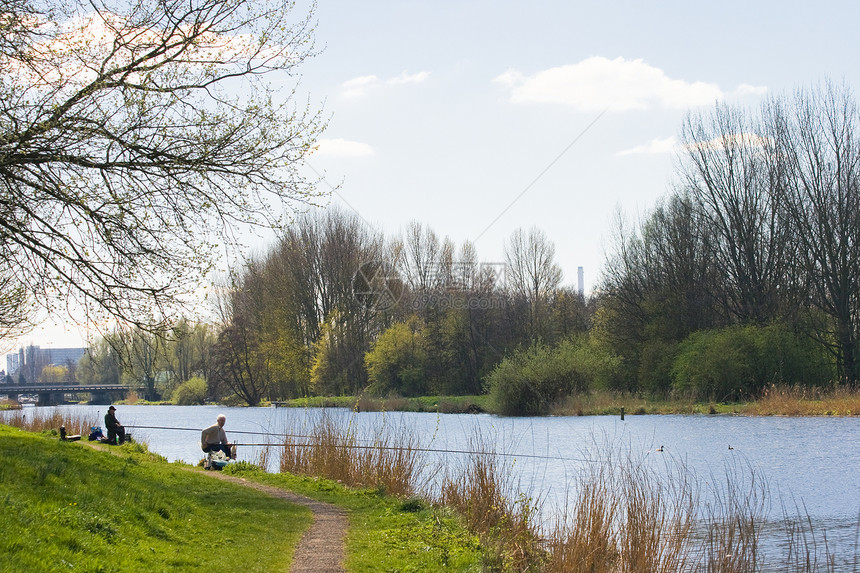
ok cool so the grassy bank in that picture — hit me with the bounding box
[0,425,311,572]
[551,384,860,416]
[0,424,484,572]
[222,467,483,571]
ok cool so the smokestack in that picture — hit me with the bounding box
[577,266,584,296]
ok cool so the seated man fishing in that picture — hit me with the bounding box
[104,406,126,444]
[200,414,234,459]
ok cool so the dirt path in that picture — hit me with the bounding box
[205,472,348,573]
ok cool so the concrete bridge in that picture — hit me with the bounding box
[0,384,145,406]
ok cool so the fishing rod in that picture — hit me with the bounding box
[128,424,597,463]
[231,442,596,463]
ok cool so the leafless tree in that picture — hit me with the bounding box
[116,326,163,400]
[600,195,722,391]
[680,103,791,324]
[504,226,563,339]
[398,220,454,293]
[768,82,860,379]
[164,319,215,387]
[212,208,388,399]
[0,0,325,341]
[210,267,270,406]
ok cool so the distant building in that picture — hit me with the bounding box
[5,345,87,384]
[5,353,19,376]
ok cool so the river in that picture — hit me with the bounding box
[18,404,860,571]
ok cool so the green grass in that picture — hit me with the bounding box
[0,425,484,572]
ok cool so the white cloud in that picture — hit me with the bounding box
[387,71,431,85]
[340,71,430,98]
[313,138,374,157]
[617,136,678,156]
[494,56,724,111]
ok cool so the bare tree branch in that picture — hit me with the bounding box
[0,0,326,339]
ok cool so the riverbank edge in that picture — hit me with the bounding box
[6,385,856,417]
[248,386,860,417]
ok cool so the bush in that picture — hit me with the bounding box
[171,376,208,405]
[672,324,833,401]
[485,336,620,416]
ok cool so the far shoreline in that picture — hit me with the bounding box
[20,384,849,418]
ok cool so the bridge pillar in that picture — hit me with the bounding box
[37,392,55,406]
[90,391,110,405]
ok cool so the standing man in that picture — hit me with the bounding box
[201,414,234,459]
[104,406,126,444]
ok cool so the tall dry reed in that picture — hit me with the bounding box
[743,384,860,416]
[0,407,96,436]
[437,435,545,572]
[696,461,768,572]
[543,445,698,573]
[278,411,422,497]
[778,500,841,572]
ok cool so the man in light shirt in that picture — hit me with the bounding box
[201,414,234,459]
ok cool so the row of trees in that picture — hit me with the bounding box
[75,82,860,411]
[600,81,859,396]
[209,211,591,405]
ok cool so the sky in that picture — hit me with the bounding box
[12,0,860,351]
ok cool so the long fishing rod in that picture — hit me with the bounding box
[230,442,596,463]
[128,424,318,439]
[128,424,597,463]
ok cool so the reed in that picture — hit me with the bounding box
[277,411,422,497]
[742,383,860,416]
[544,478,619,573]
[0,408,96,436]
[437,434,545,572]
[0,398,22,411]
[777,500,843,573]
[696,460,768,572]
[550,391,701,416]
[354,394,410,412]
[543,444,697,573]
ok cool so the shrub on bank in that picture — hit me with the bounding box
[485,336,620,416]
[171,376,208,405]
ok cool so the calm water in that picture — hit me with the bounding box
[24,405,860,570]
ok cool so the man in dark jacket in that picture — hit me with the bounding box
[104,406,126,444]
